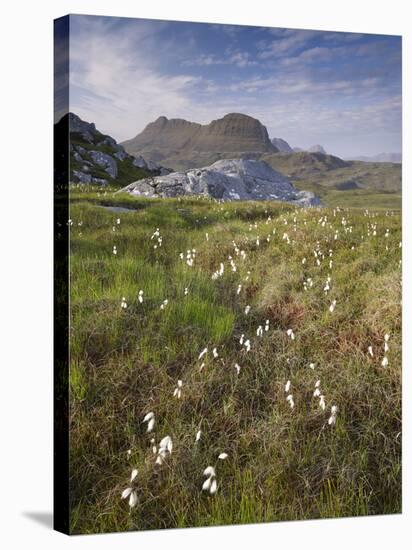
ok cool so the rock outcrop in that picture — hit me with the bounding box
[308,144,327,154]
[121,158,320,207]
[271,137,293,153]
[121,113,278,171]
[63,113,171,186]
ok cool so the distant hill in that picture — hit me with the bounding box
[345,153,402,163]
[261,151,401,201]
[308,144,327,154]
[261,151,348,178]
[271,137,293,153]
[60,113,168,187]
[121,113,278,171]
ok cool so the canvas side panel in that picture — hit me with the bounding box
[53,14,70,536]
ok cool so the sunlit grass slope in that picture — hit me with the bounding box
[68,187,401,533]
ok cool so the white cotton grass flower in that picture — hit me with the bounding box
[150,438,157,454]
[142,411,155,433]
[116,218,121,225]
[319,395,326,410]
[155,435,173,465]
[309,363,315,370]
[235,363,241,375]
[202,466,217,495]
[218,452,228,460]
[121,297,127,309]
[328,405,338,426]
[265,320,269,332]
[329,299,336,313]
[244,305,251,315]
[138,290,144,303]
[212,347,218,358]
[285,380,291,393]
[173,379,183,399]
[195,430,202,443]
[381,356,389,368]
[286,394,295,409]
[121,469,139,508]
[184,287,189,296]
[160,299,168,310]
[113,245,117,255]
[239,334,244,345]
[286,328,295,340]
[257,325,263,337]
[237,284,242,295]
[198,347,208,360]
[126,449,132,459]
[368,346,374,357]
[244,339,251,352]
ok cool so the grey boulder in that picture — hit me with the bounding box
[122,158,321,206]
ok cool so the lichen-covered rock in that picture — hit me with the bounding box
[132,156,148,169]
[89,151,118,178]
[72,170,92,184]
[114,148,129,161]
[69,113,96,142]
[98,136,117,149]
[122,159,321,206]
[91,177,108,186]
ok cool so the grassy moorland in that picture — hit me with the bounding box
[68,186,401,534]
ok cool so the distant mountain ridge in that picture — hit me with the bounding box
[345,152,402,163]
[271,137,293,153]
[122,113,278,171]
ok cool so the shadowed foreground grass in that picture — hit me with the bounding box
[68,189,401,534]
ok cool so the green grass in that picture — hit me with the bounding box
[68,189,401,533]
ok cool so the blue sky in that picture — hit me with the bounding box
[65,15,402,157]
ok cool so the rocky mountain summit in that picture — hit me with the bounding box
[121,113,278,171]
[64,113,170,186]
[121,158,321,206]
[307,144,327,154]
[271,137,293,153]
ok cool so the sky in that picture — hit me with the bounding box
[57,14,402,157]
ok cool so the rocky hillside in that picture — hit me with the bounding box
[60,113,170,187]
[271,137,293,153]
[122,113,278,171]
[262,151,348,178]
[261,151,401,193]
[121,158,320,206]
[308,144,327,154]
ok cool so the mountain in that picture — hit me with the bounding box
[291,145,327,154]
[261,151,348,178]
[261,151,401,201]
[121,158,320,206]
[271,137,293,153]
[308,144,327,154]
[345,153,402,163]
[61,113,170,187]
[121,113,278,171]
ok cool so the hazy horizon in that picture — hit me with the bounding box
[56,15,402,158]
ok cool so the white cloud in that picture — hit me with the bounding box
[69,18,202,140]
